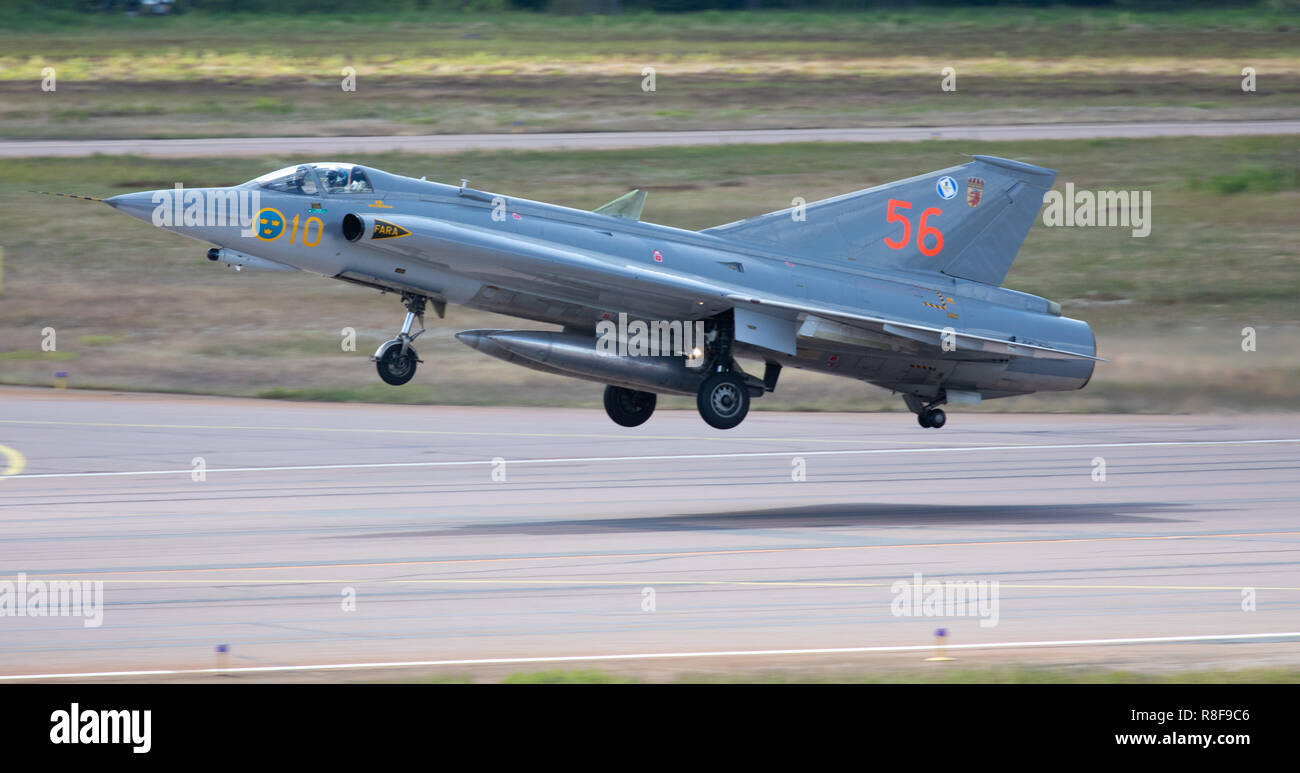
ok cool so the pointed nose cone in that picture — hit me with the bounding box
[104,191,158,224]
[453,330,483,350]
[454,329,506,352]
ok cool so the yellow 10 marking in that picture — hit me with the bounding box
[283,215,325,247]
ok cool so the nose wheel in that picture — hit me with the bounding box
[372,294,428,386]
[377,344,420,385]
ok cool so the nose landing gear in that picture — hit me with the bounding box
[372,293,427,386]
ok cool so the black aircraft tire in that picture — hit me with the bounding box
[697,372,750,430]
[603,385,657,427]
[917,411,932,428]
[927,408,946,429]
[377,344,418,386]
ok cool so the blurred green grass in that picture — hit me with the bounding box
[436,665,1300,684]
[1,7,1296,139]
[5,7,1298,51]
[1190,164,1300,195]
[679,665,1300,683]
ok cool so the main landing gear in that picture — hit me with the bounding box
[697,371,750,430]
[694,313,770,431]
[917,407,946,429]
[905,394,947,429]
[601,312,773,431]
[603,386,657,427]
[601,370,761,431]
[372,293,426,386]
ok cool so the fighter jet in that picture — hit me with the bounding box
[97,156,1099,430]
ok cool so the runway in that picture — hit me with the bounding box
[1,386,1298,681]
[3,120,1299,158]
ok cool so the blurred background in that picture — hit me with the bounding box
[1,0,1296,413]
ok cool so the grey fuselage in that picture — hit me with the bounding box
[105,163,1095,404]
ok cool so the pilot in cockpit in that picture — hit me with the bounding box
[323,167,351,193]
[317,164,374,194]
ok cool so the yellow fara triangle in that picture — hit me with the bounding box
[372,220,410,239]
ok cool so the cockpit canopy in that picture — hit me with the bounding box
[249,163,375,195]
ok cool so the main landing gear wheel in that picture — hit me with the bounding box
[377,344,419,386]
[604,386,657,427]
[697,372,750,430]
[917,408,946,429]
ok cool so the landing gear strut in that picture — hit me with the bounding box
[372,293,427,386]
[905,394,947,429]
[604,385,657,427]
[695,312,753,430]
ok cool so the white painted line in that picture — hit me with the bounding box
[5,438,1298,481]
[2,631,1297,681]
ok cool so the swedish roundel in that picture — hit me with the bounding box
[936,176,958,200]
[255,208,285,241]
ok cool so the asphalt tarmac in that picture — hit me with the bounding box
[3,120,1299,158]
[1,387,1297,681]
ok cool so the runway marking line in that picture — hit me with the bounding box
[391,579,1300,591]
[30,578,1300,592]
[2,631,1298,681]
[0,444,24,477]
[0,418,1005,448]
[20,529,1300,578]
[4,437,1298,481]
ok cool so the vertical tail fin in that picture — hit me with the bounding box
[701,155,1056,286]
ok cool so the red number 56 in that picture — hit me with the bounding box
[884,198,944,257]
